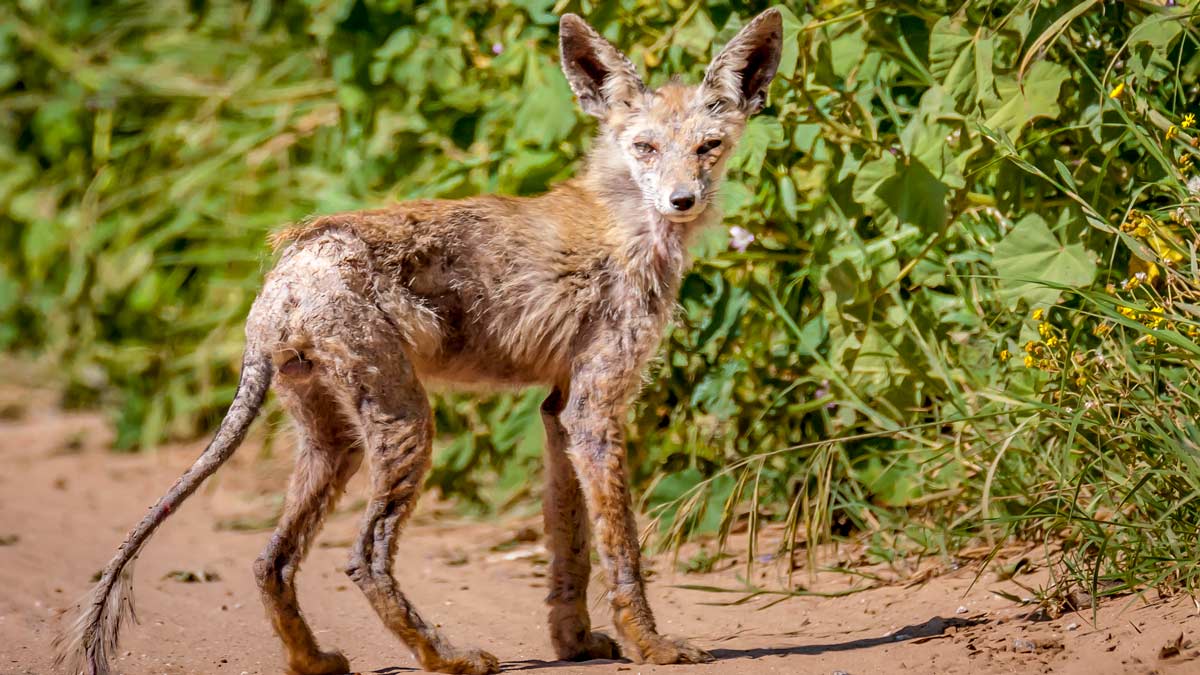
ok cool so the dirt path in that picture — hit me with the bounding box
[1,387,1197,675]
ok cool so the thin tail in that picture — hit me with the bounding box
[53,353,273,675]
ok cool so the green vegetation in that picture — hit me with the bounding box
[4,0,1200,602]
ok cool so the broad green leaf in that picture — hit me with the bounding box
[721,178,755,216]
[728,115,785,176]
[876,159,949,232]
[792,123,821,152]
[983,61,1069,139]
[902,87,966,189]
[510,61,576,148]
[852,154,949,231]
[992,214,1097,308]
[672,11,717,58]
[929,17,976,106]
[1129,13,1183,50]
[775,5,804,80]
[851,154,897,214]
[973,35,997,106]
[829,27,867,80]
[929,18,972,81]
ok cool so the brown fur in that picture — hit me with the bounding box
[55,9,783,675]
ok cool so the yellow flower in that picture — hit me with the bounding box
[1038,322,1052,338]
[1024,354,1035,368]
[1075,374,1088,387]
[1147,231,1185,265]
[1118,306,1138,319]
[1046,336,1060,347]
[1184,113,1196,129]
[1024,340,1037,354]
[1109,82,1125,99]
[1181,153,1194,171]
[1121,212,1154,237]
[1121,213,1142,233]
[1093,323,1112,337]
[1187,325,1200,339]
[1105,283,1117,295]
[1143,305,1165,329]
[1000,349,1010,361]
[1032,308,1045,320]
[1135,217,1152,237]
[1167,125,1179,140]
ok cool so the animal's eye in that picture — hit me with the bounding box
[697,139,722,155]
[633,142,658,155]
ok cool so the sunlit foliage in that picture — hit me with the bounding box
[3,0,1200,596]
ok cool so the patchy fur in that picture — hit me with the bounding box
[55,9,782,675]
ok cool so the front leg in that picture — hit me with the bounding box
[560,356,712,665]
[541,388,620,661]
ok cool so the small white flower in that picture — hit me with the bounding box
[729,225,755,252]
[1188,175,1200,196]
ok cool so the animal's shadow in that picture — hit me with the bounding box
[363,615,989,673]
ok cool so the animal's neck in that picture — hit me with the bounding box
[578,134,691,309]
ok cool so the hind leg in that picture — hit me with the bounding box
[259,228,494,673]
[541,387,620,661]
[254,371,363,675]
[340,347,498,674]
[293,293,496,673]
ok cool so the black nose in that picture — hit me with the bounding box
[670,190,696,211]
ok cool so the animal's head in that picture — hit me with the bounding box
[559,9,782,224]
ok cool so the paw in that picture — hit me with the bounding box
[562,631,621,661]
[289,648,351,675]
[641,636,713,665]
[431,647,501,675]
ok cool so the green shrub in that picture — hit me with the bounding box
[3,0,1199,596]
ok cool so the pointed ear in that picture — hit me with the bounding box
[559,14,645,118]
[701,8,784,115]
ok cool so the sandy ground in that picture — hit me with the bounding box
[1,386,1198,675]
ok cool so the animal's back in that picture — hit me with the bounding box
[270,182,619,388]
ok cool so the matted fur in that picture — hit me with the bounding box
[56,9,783,675]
